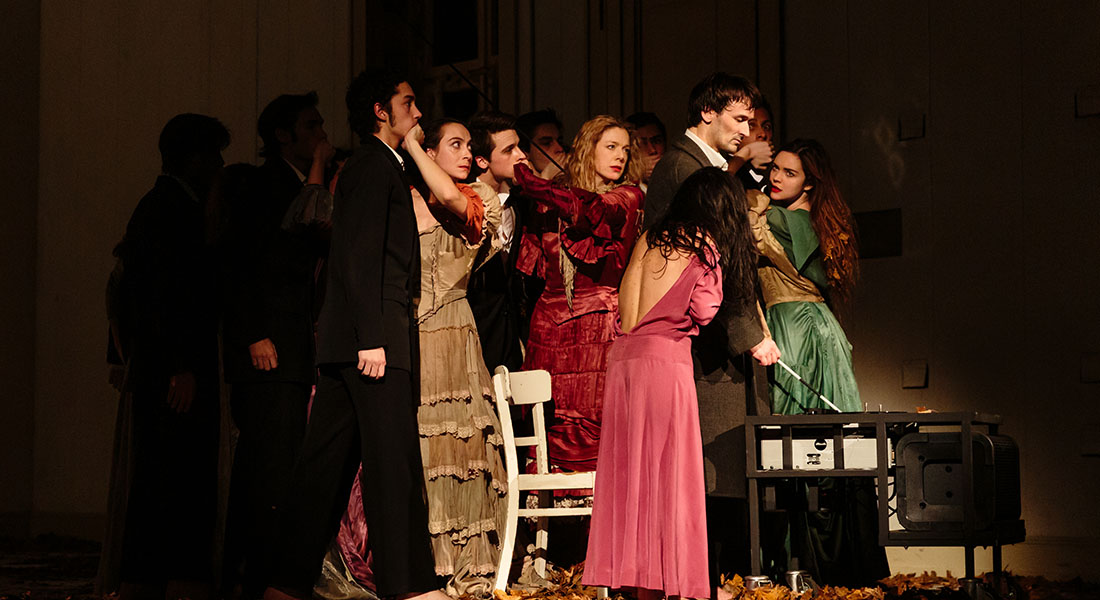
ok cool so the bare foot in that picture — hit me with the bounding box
[714,585,734,600]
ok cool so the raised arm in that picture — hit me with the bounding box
[513,163,643,268]
[403,123,468,218]
[512,163,585,217]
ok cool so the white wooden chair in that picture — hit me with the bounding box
[492,366,597,593]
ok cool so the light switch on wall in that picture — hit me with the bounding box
[1075,85,1100,118]
[1081,352,1100,383]
[897,112,926,140]
[902,360,928,389]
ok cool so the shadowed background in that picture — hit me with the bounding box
[0,0,1097,581]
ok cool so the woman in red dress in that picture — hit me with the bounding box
[513,115,646,473]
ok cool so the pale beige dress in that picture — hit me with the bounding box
[415,180,508,597]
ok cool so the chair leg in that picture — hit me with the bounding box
[494,482,521,592]
[534,490,550,577]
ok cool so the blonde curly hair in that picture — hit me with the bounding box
[562,115,645,192]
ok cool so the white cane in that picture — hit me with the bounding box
[776,359,843,412]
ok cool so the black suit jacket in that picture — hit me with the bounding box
[643,133,713,230]
[467,193,529,373]
[315,136,419,371]
[120,176,219,395]
[645,132,769,498]
[223,159,322,384]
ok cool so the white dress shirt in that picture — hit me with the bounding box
[684,129,728,170]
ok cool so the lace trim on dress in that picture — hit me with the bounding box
[419,389,495,407]
[425,461,494,481]
[428,516,498,538]
[417,409,497,436]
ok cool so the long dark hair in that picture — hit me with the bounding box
[778,139,859,306]
[646,167,756,310]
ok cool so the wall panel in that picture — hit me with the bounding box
[0,0,40,537]
[33,0,350,537]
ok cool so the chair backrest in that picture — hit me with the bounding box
[492,366,553,479]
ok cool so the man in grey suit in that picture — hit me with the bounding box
[644,72,781,591]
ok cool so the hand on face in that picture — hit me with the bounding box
[404,123,425,148]
[740,140,773,169]
[633,124,665,180]
[383,81,422,139]
[313,139,336,165]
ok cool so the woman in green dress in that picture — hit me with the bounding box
[749,139,888,587]
[748,138,860,414]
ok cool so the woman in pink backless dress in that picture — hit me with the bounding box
[584,168,759,600]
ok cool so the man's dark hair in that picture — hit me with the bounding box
[515,108,563,152]
[686,72,762,127]
[159,113,230,174]
[468,111,517,160]
[753,94,773,120]
[257,91,319,159]
[625,111,666,139]
[347,68,407,141]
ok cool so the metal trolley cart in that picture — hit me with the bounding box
[745,412,1024,592]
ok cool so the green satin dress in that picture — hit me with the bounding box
[751,200,861,414]
[748,192,888,587]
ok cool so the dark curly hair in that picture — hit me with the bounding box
[346,68,406,141]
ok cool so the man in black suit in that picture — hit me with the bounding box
[222,92,331,598]
[644,73,781,592]
[264,70,444,600]
[116,113,228,600]
[466,110,531,373]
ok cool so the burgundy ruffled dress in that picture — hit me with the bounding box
[583,253,723,599]
[513,165,644,473]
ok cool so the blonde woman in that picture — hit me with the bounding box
[513,115,645,474]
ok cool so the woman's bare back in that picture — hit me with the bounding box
[618,236,696,334]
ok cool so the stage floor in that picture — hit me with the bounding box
[1,536,1097,600]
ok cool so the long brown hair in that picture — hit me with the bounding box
[563,115,645,192]
[779,139,859,306]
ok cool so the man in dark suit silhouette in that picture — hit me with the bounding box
[221,92,331,598]
[644,72,781,593]
[116,113,228,600]
[466,110,531,373]
[264,70,444,600]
